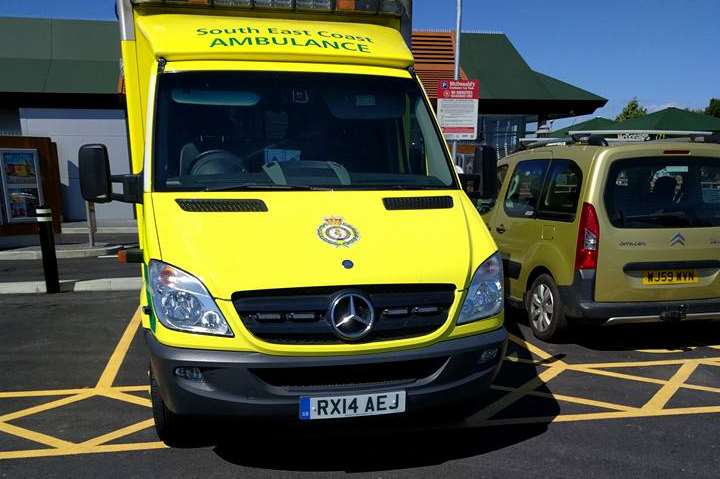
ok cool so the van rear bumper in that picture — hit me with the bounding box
[147,328,507,419]
[558,270,720,325]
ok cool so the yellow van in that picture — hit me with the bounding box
[483,136,720,341]
[78,0,506,444]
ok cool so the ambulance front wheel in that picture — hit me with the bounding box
[150,370,194,447]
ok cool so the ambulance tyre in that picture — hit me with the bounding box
[150,372,192,447]
[526,274,568,342]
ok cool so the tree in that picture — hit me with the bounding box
[615,98,648,122]
[705,98,720,119]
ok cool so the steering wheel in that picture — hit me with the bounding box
[189,149,247,176]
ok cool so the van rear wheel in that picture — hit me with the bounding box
[526,274,567,341]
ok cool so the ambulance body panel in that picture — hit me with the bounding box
[79,0,506,442]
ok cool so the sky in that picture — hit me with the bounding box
[0,0,718,129]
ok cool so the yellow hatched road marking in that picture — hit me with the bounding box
[115,385,151,393]
[80,418,156,447]
[508,333,562,364]
[571,357,713,369]
[96,309,142,388]
[1,309,720,461]
[570,364,720,395]
[683,382,720,394]
[474,365,566,421]
[491,385,639,412]
[0,422,75,449]
[0,442,166,461]
[0,392,95,423]
[569,366,669,386]
[643,361,699,411]
[636,348,698,354]
[0,388,93,399]
[482,405,720,427]
[98,389,152,408]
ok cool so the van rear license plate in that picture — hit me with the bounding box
[299,391,406,420]
[642,270,698,285]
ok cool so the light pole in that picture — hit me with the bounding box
[452,0,463,166]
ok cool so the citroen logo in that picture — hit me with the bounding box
[328,292,375,341]
[671,233,686,247]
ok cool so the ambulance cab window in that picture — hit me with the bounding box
[153,72,456,191]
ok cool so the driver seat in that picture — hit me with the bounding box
[179,143,200,176]
[179,135,228,175]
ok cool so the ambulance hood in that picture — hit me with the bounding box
[150,191,492,300]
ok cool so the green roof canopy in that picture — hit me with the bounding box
[459,33,607,118]
[614,107,720,133]
[0,18,607,121]
[549,117,617,137]
[0,17,120,95]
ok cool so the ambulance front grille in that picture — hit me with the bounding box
[250,357,448,391]
[232,284,456,345]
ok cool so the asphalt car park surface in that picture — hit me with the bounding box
[1,292,720,478]
[0,256,140,283]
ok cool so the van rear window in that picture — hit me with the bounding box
[604,157,720,228]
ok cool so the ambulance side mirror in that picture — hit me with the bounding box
[79,144,112,203]
[459,145,498,201]
[79,144,143,204]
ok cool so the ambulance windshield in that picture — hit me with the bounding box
[153,71,456,191]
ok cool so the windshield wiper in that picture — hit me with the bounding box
[205,183,332,192]
[624,211,692,226]
[341,185,449,190]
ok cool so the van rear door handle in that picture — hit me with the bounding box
[496,224,506,234]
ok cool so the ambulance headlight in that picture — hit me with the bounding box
[149,260,232,337]
[457,252,504,324]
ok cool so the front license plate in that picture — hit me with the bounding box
[299,391,406,420]
[642,270,698,285]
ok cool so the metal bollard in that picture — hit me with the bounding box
[36,206,60,294]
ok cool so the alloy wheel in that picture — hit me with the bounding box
[530,283,554,332]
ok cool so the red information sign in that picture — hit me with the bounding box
[437,80,480,100]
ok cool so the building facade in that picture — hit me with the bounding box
[0,19,605,223]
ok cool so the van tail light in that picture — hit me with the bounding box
[575,202,599,270]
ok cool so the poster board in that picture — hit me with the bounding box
[0,137,61,236]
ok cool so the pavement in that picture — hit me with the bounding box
[0,256,141,294]
[0,233,138,261]
[61,220,138,235]
[1,292,719,478]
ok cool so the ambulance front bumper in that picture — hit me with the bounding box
[146,327,507,420]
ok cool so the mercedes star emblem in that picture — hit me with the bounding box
[328,292,375,341]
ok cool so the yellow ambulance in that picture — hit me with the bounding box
[79,0,505,444]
